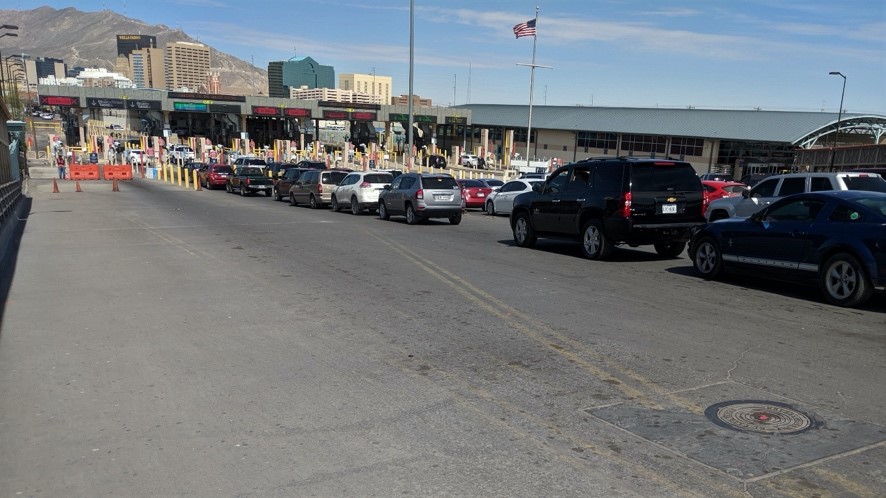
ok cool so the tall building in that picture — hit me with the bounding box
[339,73,392,106]
[267,57,334,98]
[165,41,211,92]
[290,85,379,104]
[24,57,66,84]
[129,47,165,89]
[116,35,157,57]
[391,94,433,107]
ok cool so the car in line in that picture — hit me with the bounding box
[331,171,394,215]
[485,179,545,216]
[456,179,493,209]
[200,164,233,190]
[232,157,269,170]
[273,167,310,201]
[293,159,327,171]
[459,153,480,168]
[288,168,351,208]
[705,172,886,221]
[701,180,748,202]
[476,178,504,191]
[698,173,734,181]
[510,158,706,259]
[690,190,886,307]
[168,144,195,163]
[226,166,274,196]
[378,173,464,225]
[424,155,448,169]
[126,148,151,166]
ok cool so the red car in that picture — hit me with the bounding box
[200,164,233,190]
[702,180,747,201]
[456,179,493,209]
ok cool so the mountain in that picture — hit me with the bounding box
[0,6,267,95]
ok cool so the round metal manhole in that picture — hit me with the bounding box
[704,400,818,434]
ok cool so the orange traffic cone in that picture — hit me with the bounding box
[112,178,119,192]
[52,178,60,193]
[75,180,82,192]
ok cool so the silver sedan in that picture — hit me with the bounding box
[485,179,544,216]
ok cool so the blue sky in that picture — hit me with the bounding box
[19,1,886,112]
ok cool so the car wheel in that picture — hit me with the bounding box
[512,212,537,248]
[709,210,729,222]
[486,200,496,216]
[274,187,282,201]
[331,195,340,212]
[379,201,390,220]
[289,193,297,206]
[654,241,686,258]
[240,185,246,196]
[820,252,872,307]
[406,205,419,225]
[692,237,724,279]
[226,183,232,193]
[309,195,319,209]
[449,213,462,225]
[580,220,613,260]
[351,197,361,215]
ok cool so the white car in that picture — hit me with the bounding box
[459,153,479,168]
[127,149,150,165]
[169,145,195,162]
[331,171,395,215]
[484,179,544,216]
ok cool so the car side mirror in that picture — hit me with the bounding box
[383,185,392,191]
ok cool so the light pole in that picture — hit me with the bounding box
[0,25,20,97]
[828,71,846,170]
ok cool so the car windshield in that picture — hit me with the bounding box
[422,176,459,189]
[631,163,701,192]
[841,175,886,192]
[240,167,264,176]
[364,174,392,183]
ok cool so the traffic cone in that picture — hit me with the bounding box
[52,178,60,193]
[112,178,119,192]
[75,180,82,192]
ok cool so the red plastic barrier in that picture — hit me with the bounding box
[70,164,101,180]
[103,165,134,181]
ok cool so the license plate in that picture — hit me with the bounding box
[477,192,485,197]
[662,204,677,214]
[435,194,449,200]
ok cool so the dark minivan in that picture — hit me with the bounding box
[510,158,706,259]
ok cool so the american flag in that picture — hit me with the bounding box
[513,19,536,39]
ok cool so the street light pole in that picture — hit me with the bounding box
[828,71,846,170]
[0,25,20,99]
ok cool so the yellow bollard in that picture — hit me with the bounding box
[185,166,191,189]
[195,169,202,191]
[177,165,182,186]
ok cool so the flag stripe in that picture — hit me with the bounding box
[513,19,536,38]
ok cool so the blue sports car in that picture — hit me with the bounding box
[689,190,886,307]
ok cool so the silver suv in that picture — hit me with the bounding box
[706,172,886,221]
[331,171,393,215]
[289,168,351,209]
[378,173,465,225]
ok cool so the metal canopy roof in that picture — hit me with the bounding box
[455,104,886,147]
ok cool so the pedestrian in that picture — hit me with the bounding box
[56,154,66,179]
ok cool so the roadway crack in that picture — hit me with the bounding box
[725,345,760,382]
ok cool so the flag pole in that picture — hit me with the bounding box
[525,6,539,171]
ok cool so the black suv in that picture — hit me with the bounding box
[510,158,705,259]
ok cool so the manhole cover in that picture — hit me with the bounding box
[705,400,817,434]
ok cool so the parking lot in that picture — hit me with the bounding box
[1,177,884,496]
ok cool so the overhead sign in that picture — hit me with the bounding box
[168,91,246,102]
[173,102,208,112]
[40,95,80,107]
[323,110,349,120]
[209,103,241,113]
[283,108,311,118]
[352,112,377,121]
[87,98,125,109]
[390,113,437,124]
[126,99,162,111]
[445,116,468,125]
[252,106,280,116]
[320,100,380,110]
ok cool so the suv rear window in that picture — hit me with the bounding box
[243,158,267,166]
[421,176,459,189]
[364,174,393,183]
[322,171,349,184]
[212,166,232,174]
[631,163,701,192]
[841,175,886,192]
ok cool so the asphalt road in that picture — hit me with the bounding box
[1,176,884,497]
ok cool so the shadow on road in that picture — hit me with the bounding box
[0,196,32,334]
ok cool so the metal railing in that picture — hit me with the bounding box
[0,179,22,225]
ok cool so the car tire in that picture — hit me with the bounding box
[654,241,687,258]
[512,212,537,248]
[820,252,872,307]
[580,220,613,260]
[692,237,724,279]
[709,210,729,222]
[309,195,319,209]
[274,187,282,201]
[486,200,496,216]
[406,205,419,225]
[226,183,232,193]
[331,196,340,212]
[379,201,390,220]
[240,185,246,196]
[351,197,360,215]
[449,213,462,225]
[289,193,297,206]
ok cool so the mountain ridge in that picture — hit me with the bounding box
[0,6,268,96]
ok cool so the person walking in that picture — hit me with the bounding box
[56,154,66,179]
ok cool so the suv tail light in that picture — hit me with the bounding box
[621,192,632,218]
[359,181,371,188]
[416,189,424,200]
[244,178,251,185]
[317,183,323,193]
[703,191,710,214]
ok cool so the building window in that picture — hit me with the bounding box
[670,137,704,157]
[622,134,666,154]
[513,128,536,144]
[577,131,616,150]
